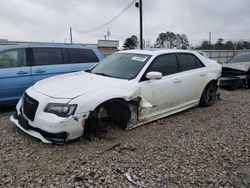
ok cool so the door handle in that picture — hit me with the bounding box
[17,71,28,75]
[35,69,46,73]
[173,79,182,84]
[200,72,206,76]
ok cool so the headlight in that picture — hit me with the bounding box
[44,103,77,117]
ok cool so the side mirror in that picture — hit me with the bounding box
[146,71,162,80]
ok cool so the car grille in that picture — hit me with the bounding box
[22,94,39,121]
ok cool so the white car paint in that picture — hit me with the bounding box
[11,49,221,143]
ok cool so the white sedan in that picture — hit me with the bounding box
[11,49,221,144]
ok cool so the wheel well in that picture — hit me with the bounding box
[208,79,218,86]
[83,98,134,140]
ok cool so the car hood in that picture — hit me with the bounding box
[222,62,250,72]
[33,72,133,99]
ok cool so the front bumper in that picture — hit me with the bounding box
[10,113,68,144]
[10,88,89,144]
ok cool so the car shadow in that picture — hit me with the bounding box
[0,104,16,113]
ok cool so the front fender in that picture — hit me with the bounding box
[71,86,140,114]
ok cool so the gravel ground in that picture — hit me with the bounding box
[0,89,250,188]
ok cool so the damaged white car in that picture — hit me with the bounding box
[11,49,221,144]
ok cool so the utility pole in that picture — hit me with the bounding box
[136,0,143,49]
[70,27,73,45]
[208,31,211,49]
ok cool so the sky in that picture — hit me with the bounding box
[0,0,249,46]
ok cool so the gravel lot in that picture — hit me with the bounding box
[0,89,249,188]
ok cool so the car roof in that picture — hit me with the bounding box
[117,49,198,56]
[0,43,97,51]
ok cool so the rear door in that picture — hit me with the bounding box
[65,48,100,72]
[31,47,69,84]
[0,48,32,104]
[176,53,207,104]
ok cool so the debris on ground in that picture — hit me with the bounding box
[125,172,147,188]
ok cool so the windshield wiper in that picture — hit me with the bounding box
[94,72,113,78]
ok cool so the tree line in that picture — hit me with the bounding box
[197,38,250,50]
[123,32,249,50]
[123,31,190,50]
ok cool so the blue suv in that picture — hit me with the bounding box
[0,44,103,104]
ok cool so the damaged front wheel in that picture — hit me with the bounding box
[83,99,131,141]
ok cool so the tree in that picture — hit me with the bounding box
[215,38,224,49]
[200,40,210,49]
[225,41,234,50]
[155,31,189,49]
[217,38,224,44]
[123,35,138,49]
[155,33,168,48]
[180,34,190,49]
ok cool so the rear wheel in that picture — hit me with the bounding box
[199,81,218,107]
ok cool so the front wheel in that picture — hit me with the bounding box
[199,82,218,107]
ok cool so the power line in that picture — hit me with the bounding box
[75,0,136,34]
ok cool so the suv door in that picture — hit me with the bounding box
[31,47,69,83]
[176,53,206,104]
[0,48,31,104]
[139,53,181,119]
[65,48,100,72]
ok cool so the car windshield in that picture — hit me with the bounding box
[90,53,152,80]
[228,53,250,63]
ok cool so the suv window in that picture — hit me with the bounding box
[33,48,63,66]
[68,48,99,64]
[147,54,178,76]
[0,48,26,68]
[178,53,204,71]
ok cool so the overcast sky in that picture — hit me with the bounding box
[0,0,249,46]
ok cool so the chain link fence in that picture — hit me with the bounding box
[201,50,250,63]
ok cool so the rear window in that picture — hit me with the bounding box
[178,53,204,72]
[33,48,63,66]
[0,48,26,68]
[68,48,99,64]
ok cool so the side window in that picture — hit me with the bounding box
[32,48,63,66]
[178,53,204,72]
[68,48,99,64]
[62,48,70,64]
[147,54,178,76]
[0,48,26,68]
[194,56,205,68]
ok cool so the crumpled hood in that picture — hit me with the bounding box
[222,62,250,72]
[33,72,132,99]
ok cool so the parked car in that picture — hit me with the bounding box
[0,44,103,104]
[219,53,250,90]
[11,49,221,144]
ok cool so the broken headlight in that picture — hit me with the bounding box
[44,103,77,117]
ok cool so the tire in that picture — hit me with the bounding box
[199,81,218,107]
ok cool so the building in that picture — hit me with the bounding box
[97,40,119,57]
